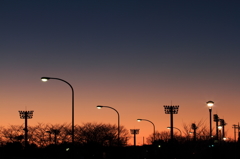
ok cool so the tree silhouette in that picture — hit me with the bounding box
[78,122,130,147]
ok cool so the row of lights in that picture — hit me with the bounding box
[40,76,220,144]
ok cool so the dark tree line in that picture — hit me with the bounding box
[0,122,131,147]
[0,121,238,159]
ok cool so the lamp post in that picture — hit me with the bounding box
[164,105,179,140]
[41,77,75,146]
[214,114,219,140]
[207,101,214,138]
[218,126,222,141]
[97,105,120,146]
[233,124,238,142]
[167,127,182,137]
[19,110,34,148]
[219,119,226,140]
[137,119,155,142]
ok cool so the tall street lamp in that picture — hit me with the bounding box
[41,77,75,145]
[207,101,214,138]
[164,105,179,140]
[96,105,120,146]
[137,119,156,142]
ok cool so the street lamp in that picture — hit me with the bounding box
[219,119,226,140]
[167,127,182,136]
[96,105,120,146]
[207,101,214,138]
[137,119,156,142]
[41,77,75,145]
[164,105,179,140]
[218,125,222,141]
[19,110,34,148]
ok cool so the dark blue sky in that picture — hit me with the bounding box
[1,0,240,141]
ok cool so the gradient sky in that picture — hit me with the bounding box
[1,0,240,145]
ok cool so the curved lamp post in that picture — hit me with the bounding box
[137,119,156,142]
[41,77,75,145]
[97,105,120,146]
[167,127,182,136]
[207,101,214,138]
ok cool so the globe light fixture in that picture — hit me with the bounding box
[207,101,214,138]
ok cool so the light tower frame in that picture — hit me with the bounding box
[19,110,34,148]
[164,105,179,141]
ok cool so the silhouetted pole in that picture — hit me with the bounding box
[137,119,155,142]
[19,110,34,148]
[207,101,214,138]
[41,77,75,146]
[218,126,222,141]
[238,123,240,142]
[130,129,139,146]
[219,119,226,139]
[191,123,197,141]
[233,124,238,142]
[97,105,120,146]
[164,105,179,140]
[214,114,219,140]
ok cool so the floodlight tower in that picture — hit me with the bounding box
[163,105,179,140]
[130,129,140,146]
[19,110,34,148]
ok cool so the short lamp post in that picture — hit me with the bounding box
[191,123,198,141]
[164,105,179,140]
[19,110,34,148]
[207,101,214,138]
[233,124,239,142]
[46,129,60,145]
[218,126,222,141]
[97,105,120,146]
[137,119,155,142]
[46,131,52,145]
[167,127,182,136]
[219,119,226,140]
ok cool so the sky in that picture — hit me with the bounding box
[1,0,240,145]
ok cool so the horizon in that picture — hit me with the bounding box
[1,1,240,146]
